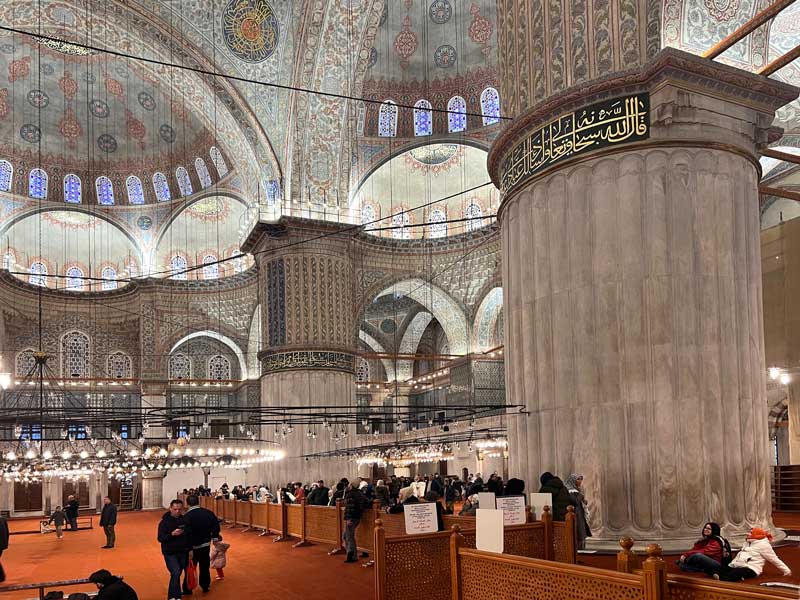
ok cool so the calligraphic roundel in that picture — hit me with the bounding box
[222,0,280,64]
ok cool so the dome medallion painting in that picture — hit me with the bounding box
[222,0,280,63]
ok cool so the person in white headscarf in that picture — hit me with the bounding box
[564,473,591,549]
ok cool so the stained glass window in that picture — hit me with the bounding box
[95,176,115,205]
[66,266,84,291]
[29,261,47,286]
[15,349,35,376]
[480,87,501,126]
[0,160,12,192]
[170,255,188,280]
[107,351,132,379]
[153,172,171,202]
[101,266,117,290]
[233,256,246,273]
[208,355,231,380]
[266,179,280,206]
[126,176,145,205]
[447,96,467,133]
[2,251,14,270]
[169,353,191,379]
[176,167,193,197]
[356,358,370,383]
[64,174,81,204]
[210,146,228,178]
[392,211,411,239]
[465,203,483,231]
[61,330,90,378]
[414,100,433,136]
[378,100,398,137]
[29,168,48,199]
[202,254,219,280]
[195,157,212,189]
[361,204,376,230]
[429,208,447,238]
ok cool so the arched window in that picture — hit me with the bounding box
[169,353,192,380]
[378,100,398,137]
[465,203,483,231]
[428,208,447,238]
[126,176,145,205]
[126,262,139,278]
[170,255,188,280]
[2,251,14,270]
[361,204,376,229]
[0,160,13,192]
[195,158,212,189]
[266,179,280,206]
[29,261,47,287]
[356,358,370,383]
[202,254,219,280]
[447,96,467,133]
[480,87,501,126]
[233,256,246,273]
[66,266,84,291]
[107,351,132,379]
[392,211,411,239]
[15,349,36,376]
[208,355,231,380]
[176,167,193,197]
[101,266,117,290]
[414,100,433,136]
[95,176,115,205]
[29,168,48,199]
[64,174,81,204]
[153,172,171,202]
[61,330,90,378]
[210,146,228,178]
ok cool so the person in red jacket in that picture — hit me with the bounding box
[677,522,724,576]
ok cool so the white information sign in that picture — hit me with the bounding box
[496,495,526,525]
[404,502,439,535]
[530,493,552,521]
[476,509,504,554]
[413,481,427,498]
[477,492,496,509]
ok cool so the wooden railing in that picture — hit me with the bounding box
[0,577,95,599]
[773,465,800,512]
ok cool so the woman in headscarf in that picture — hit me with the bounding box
[677,522,725,576]
[564,473,591,549]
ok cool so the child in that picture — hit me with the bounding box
[209,538,230,580]
[714,527,792,581]
[48,506,66,539]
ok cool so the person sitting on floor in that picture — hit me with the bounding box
[714,527,791,582]
[677,522,725,576]
[89,569,139,600]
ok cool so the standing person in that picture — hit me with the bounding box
[100,496,118,549]
[0,513,8,582]
[538,472,573,521]
[89,569,139,600]
[182,494,221,593]
[209,538,230,581]
[715,528,792,581]
[307,480,329,506]
[564,474,591,549]
[157,499,190,600]
[342,481,370,563]
[48,506,66,540]
[66,495,80,531]
[374,480,390,508]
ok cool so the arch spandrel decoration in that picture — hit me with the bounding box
[473,287,503,352]
[397,311,434,380]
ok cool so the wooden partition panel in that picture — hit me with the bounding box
[665,574,796,600]
[286,504,303,538]
[552,509,577,564]
[304,506,339,545]
[251,503,269,530]
[268,503,283,534]
[236,501,252,527]
[222,500,235,523]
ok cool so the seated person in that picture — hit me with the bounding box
[387,486,419,514]
[677,522,725,576]
[459,494,479,516]
[715,528,791,582]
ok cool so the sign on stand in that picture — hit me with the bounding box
[496,496,526,525]
[477,492,496,509]
[530,493,552,520]
[404,502,439,535]
[476,509,504,554]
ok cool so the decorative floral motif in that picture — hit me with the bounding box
[394,16,418,69]
[59,71,78,101]
[97,134,118,153]
[468,2,493,55]
[59,107,81,144]
[39,63,55,75]
[137,91,156,111]
[0,44,14,54]
[137,215,153,230]
[429,0,452,24]
[27,89,49,108]
[221,0,280,63]
[703,0,741,22]
[367,47,378,68]
[82,72,96,84]
[160,124,176,143]
[434,44,457,67]
[89,98,110,118]
[409,143,459,166]
[126,110,146,149]
[0,89,9,120]
[8,57,30,82]
[104,75,124,99]
[20,123,41,144]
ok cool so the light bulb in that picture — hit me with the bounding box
[780,373,791,385]
[769,367,781,380]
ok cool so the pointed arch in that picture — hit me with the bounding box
[397,311,434,380]
[169,331,248,380]
[473,287,503,351]
[359,330,395,382]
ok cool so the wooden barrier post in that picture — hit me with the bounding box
[564,505,577,564]
[617,537,640,573]
[542,506,554,561]
[293,500,311,548]
[328,499,345,555]
[373,519,386,600]
[362,499,382,568]
[642,544,667,600]
[525,505,533,523]
[449,525,465,600]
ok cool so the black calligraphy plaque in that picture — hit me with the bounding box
[499,93,650,196]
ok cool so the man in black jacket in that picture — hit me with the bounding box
[100,497,118,549]
[342,482,370,563]
[66,495,80,530]
[0,514,8,582]
[157,499,190,600]
[183,495,220,593]
[306,480,329,506]
[89,569,138,600]
[538,472,574,521]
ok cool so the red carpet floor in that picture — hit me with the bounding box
[0,510,373,600]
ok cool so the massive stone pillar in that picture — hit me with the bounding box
[244,219,359,486]
[488,49,797,548]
